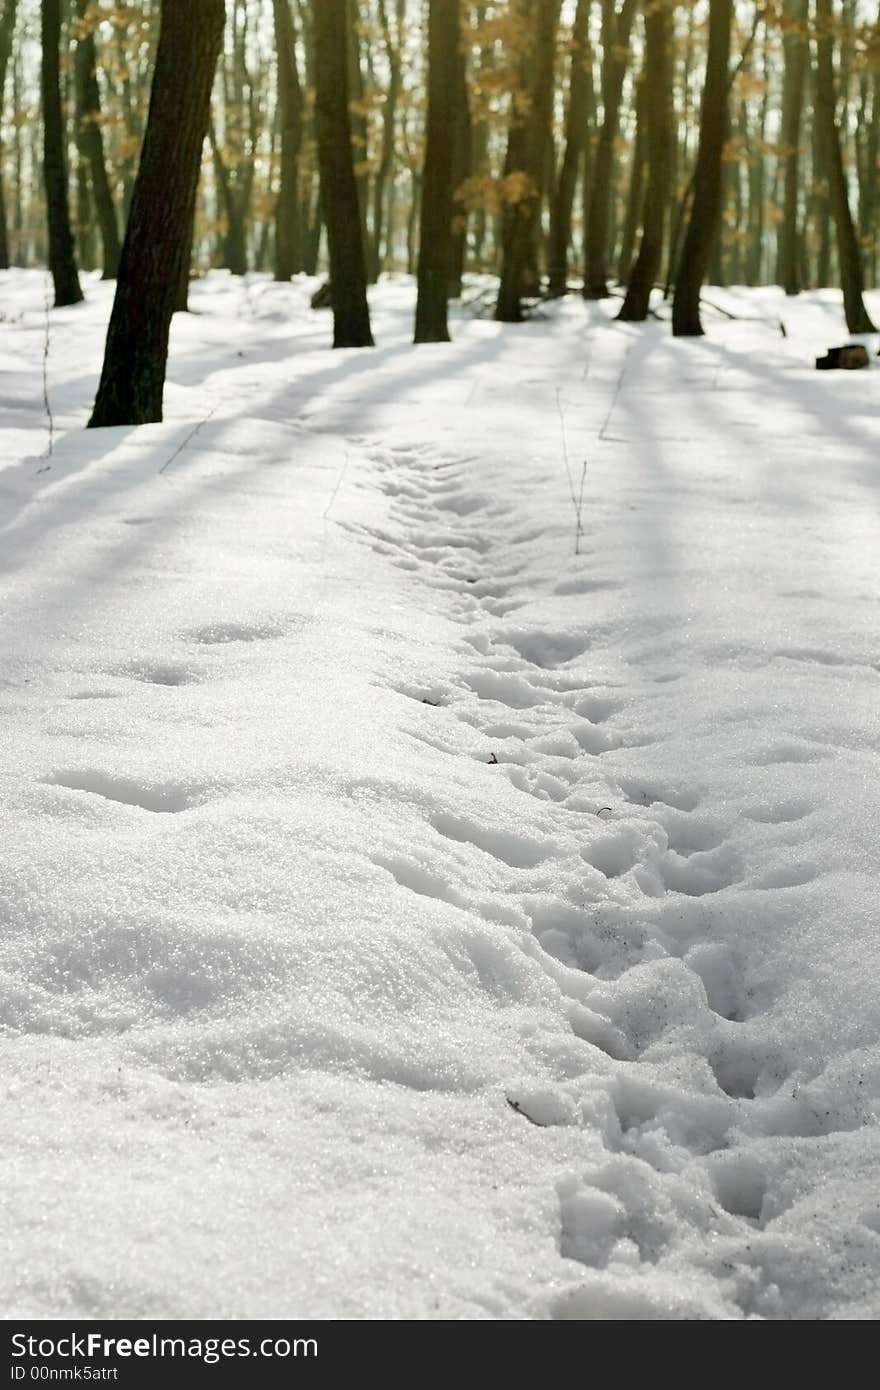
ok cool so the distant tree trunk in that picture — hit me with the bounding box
[0,0,18,270]
[414,0,462,342]
[495,0,561,322]
[448,29,472,298]
[582,0,638,298]
[815,0,877,331]
[617,54,648,286]
[41,0,84,306]
[89,0,225,427]
[776,0,808,293]
[174,178,200,313]
[672,0,732,336]
[273,0,303,281]
[618,0,673,320]
[548,0,592,296]
[312,0,374,346]
[370,0,404,280]
[73,0,121,280]
[346,0,371,277]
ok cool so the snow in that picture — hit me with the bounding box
[1,268,879,1320]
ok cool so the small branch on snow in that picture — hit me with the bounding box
[555,388,587,557]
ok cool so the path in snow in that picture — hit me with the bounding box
[1,271,879,1319]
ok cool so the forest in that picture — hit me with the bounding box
[1,0,879,1333]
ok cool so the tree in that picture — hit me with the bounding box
[548,0,593,297]
[89,0,225,428]
[619,0,674,321]
[814,0,877,332]
[776,0,809,294]
[73,0,121,280]
[0,0,18,270]
[672,0,733,336]
[414,0,463,342]
[582,0,638,299]
[41,0,84,306]
[312,0,374,347]
[495,0,561,322]
[273,0,304,281]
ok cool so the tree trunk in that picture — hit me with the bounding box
[672,0,733,336]
[618,0,673,320]
[89,0,225,427]
[312,0,374,346]
[0,0,18,270]
[448,24,472,299]
[582,0,638,298]
[814,0,877,331]
[74,0,121,279]
[41,0,84,306]
[346,0,371,277]
[370,0,404,280]
[273,0,303,281]
[547,0,592,296]
[495,0,562,322]
[617,51,647,286]
[414,0,462,342]
[776,0,808,293]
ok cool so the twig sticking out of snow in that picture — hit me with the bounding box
[37,272,55,472]
[555,388,587,556]
[158,404,219,475]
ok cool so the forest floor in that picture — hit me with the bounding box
[1,269,879,1319]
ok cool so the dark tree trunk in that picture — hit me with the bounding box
[618,0,672,320]
[815,0,877,331]
[273,0,303,280]
[74,0,121,279]
[0,0,18,270]
[41,0,83,306]
[548,0,592,296]
[495,0,562,322]
[672,0,733,336]
[174,178,200,313]
[89,0,225,427]
[414,0,462,342]
[312,0,373,346]
[582,0,638,298]
[776,0,808,294]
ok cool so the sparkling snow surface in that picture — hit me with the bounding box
[1,271,879,1320]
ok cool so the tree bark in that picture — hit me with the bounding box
[495,0,562,322]
[89,0,225,427]
[312,0,374,346]
[582,0,638,298]
[776,0,808,293]
[414,0,462,342]
[618,0,673,320]
[617,49,647,286]
[0,0,18,270]
[370,0,404,280]
[672,0,733,335]
[814,0,877,331]
[41,0,84,306]
[273,0,303,281]
[547,0,592,296]
[74,0,121,279]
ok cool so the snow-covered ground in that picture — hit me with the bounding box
[1,269,879,1320]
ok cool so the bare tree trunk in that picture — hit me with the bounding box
[313,0,374,346]
[618,0,673,320]
[74,0,121,279]
[776,0,809,292]
[582,0,637,298]
[370,0,404,280]
[672,0,732,336]
[495,0,561,322]
[41,0,84,305]
[89,0,225,427]
[548,0,592,296]
[814,0,877,331]
[273,0,303,280]
[0,0,19,270]
[414,0,463,342]
[617,49,647,286]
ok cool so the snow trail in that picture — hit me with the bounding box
[1,270,879,1318]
